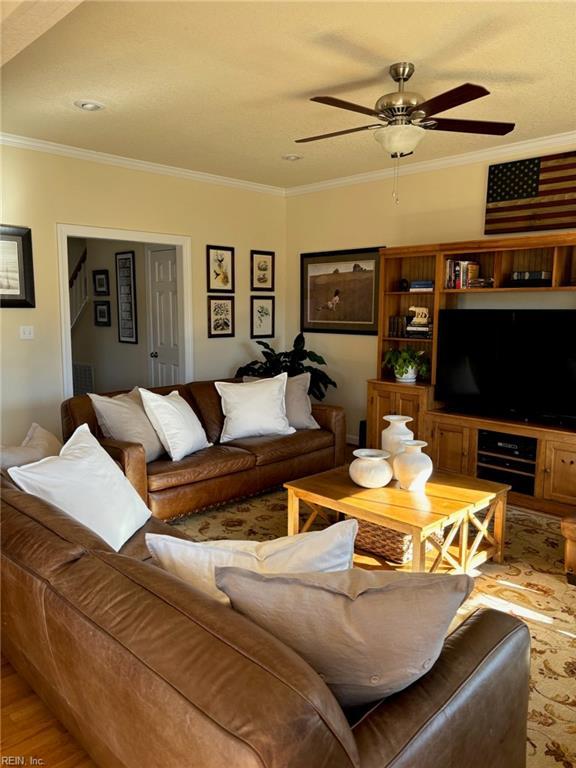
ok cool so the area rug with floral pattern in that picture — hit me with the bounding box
[172,493,576,768]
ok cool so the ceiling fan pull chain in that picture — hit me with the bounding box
[392,156,400,205]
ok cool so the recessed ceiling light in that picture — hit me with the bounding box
[74,100,105,112]
[282,153,303,162]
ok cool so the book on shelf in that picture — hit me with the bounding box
[445,259,480,289]
[511,270,552,281]
[408,279,434,293]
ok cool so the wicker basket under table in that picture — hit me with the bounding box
[352,517,444,565]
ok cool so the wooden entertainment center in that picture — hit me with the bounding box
[366,232,576,517]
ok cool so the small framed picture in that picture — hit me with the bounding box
[115,251,138,343]
[250,250,275,291]
[250,296,275,339]
[0,225,35,308]
[92,269,110,296]
[207,295,235,338]
[206,245,235,293]
[94,301,111,327]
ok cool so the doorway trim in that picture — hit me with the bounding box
[57,224,193,398]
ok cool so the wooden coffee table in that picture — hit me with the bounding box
[284,467,509,573]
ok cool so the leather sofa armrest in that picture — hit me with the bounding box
[100,439,148,503]
[351,608,530,768]
[311,404,347,466]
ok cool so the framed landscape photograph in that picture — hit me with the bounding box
[300,247,382,335]
[92,269,110,296]
[206,245,235,293]
[94,301,111,327]
[208,295,235,338]
[0,225,35,308]
[250,295,275,338]
[250,250,275,291]
[115,251,138,343]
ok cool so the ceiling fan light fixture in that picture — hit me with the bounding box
[373,124,426,157]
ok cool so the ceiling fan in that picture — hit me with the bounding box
[296,62,515,158]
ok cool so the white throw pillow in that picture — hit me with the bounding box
[8,424,151,551]
[146,518,358,604]
[242,373,320,430]
[215,373,295,442]
[89,388,164,462]
[215,568,474,707]
[139,389,211,462]
[1,423,62,471]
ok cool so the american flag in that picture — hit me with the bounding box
[484,151,576,234]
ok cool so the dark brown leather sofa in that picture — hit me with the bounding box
[61,380,346,520]
[1,476,531,768]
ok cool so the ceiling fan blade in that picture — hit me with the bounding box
[416,83,489,117]
[429,117,515,135]
[310,96,378,118]
[295,124,381,143]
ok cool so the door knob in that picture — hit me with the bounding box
[150,352,158,358]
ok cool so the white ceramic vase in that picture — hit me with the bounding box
[393,440,433,492]
[394,365,417,383]
[349,449,393,489]
[381,415,414,478]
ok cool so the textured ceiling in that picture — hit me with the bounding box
[1,1,575,187]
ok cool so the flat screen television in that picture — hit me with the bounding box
[435,309,576,428]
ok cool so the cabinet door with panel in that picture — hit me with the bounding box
[367,386,395,448]
[431,421,472,475]
[543,440,576,505]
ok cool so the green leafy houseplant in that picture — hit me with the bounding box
[383,348,430,380]
[235,333,337,401]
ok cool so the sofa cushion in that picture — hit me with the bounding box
[9,425,151,552]
[121,517,192,561]
[227,428,334,466]
[185,379,231,444]
[147,445,256,492]
[215,568,474,707]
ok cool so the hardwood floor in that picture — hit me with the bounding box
[1,657,94,767]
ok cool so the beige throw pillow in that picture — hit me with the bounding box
[89,388,164,462]
[1,423,62,471]
[215,567,474,707]
[243,373,320,430]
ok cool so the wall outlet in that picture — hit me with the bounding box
[19,325,34,340]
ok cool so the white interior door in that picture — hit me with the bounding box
[146,246,180,386]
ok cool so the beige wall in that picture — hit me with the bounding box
[286,146,576,441]
[1,146,286,442]
[71,238,151,392]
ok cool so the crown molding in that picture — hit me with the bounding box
[2,130,575,199]
[285,131,576,197]
[0,133,286,197]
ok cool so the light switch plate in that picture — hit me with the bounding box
[19,325,34,340]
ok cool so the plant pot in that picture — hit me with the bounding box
[381,415,414,478]
[349,449,393,489]
[393,440,433,492]
[394,364,417,383]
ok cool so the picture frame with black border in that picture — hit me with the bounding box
[0,225,35,308]
[207,295,235,338]
[206,245,235,293]
[300,247,383,335]
[94,301,111,327]
[250,295,275,338]
[250,250,275,291]
[115,251,138,343]
[92,269,110,296]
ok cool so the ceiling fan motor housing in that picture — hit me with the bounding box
[375,91,424,122]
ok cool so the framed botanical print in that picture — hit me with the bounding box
[250,250,275,291]
[206,245,235,293]
[207,295,235,338]
[250,295,275,338]
[94,300,111,326]
[92,269,110,296]
[300,247,382,335]
[115,251,138,343]
[0,225,35,308]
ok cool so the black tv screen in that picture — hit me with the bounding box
[435,309,576,428]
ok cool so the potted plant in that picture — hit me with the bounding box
[236,332,337,400]
[383,348,430,384]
